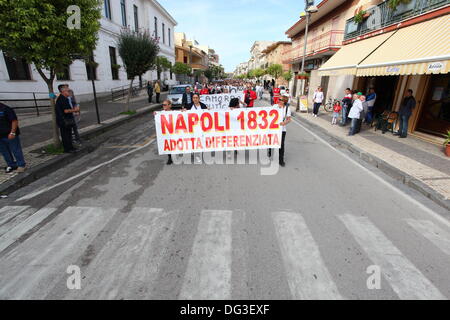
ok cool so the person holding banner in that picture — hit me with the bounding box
[182,86,194,109]
[186,93,208,111]
[267,96,291,167]
[243,84,257,108]
[154,100,176,165]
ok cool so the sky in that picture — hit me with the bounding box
[158,0,314,73]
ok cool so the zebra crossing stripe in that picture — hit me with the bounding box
[0,207,114,299]
[179,210,232,300]
[0,207,56,253]
[339,214,446,300]
[0,206,30,227]
[406,219,450,256]
[272,212,343,300]
[66,208,172,299]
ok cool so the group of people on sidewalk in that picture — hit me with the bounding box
[55,84,82,153]
[0,83,83,174]
[312,86,416,138]
[146,80,161,104]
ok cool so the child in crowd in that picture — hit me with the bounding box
[332,101,342,125]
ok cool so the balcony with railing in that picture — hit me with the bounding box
[283,30,344,64]
[344,0,450,40]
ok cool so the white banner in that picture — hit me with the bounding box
[200,93,244,110]
[154,107,283,155]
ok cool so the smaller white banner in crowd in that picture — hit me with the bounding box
[154,107,283,155]
[200,93,244,110]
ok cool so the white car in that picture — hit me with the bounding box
[167,84,192,108]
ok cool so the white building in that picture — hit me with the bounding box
[0,0,177,102]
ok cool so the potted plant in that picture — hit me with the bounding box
[354,10,368,24]
[111,63,121,70]
[388,0,412,10]
[297,72,309,80]
[443,130,450,157]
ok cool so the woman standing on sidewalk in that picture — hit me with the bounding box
[312,87,324,117]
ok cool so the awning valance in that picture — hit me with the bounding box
[356,15,450,76]
[318,31,395,76]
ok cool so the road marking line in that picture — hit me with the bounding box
[0,206,114,299]
[338,214,446,300]
[406,219,450,256]
[66,208,172,299]
[0,207,56,253]
[292,118,450,229]
[16,138,156,202]
[272,211,343,300]
[0,206,30,226]
[179,210,232,300]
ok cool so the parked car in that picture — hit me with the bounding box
[167,84,192,108]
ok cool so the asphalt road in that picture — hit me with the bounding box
[0,98,449,300]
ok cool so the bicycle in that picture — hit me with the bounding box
[324,97,339,112]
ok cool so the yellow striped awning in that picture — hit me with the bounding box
[318,31,395,76]
[356,15,450,76]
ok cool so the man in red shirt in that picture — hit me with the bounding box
[200,86,209,95]
[243,84,257,107]
[273,86,281,105]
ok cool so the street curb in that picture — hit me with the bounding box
[0,103,161,196]
[293,112,450,212]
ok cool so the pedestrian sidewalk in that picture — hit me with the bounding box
[293,107,450,209]
[0,91,166,191]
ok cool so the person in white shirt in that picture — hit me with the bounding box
[348,93,363,136]
[267,96,291,167]
[312,87,324,117]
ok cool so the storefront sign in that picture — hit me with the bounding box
[386,66,400,73]
[200,93,244,110]
[299,95,308,112]
[427,62,445,72]
[155,108,283,154]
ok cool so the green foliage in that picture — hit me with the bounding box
[154,56,172,80]
[388,0,412,10]
[282,70,293,82]
[0,0,102,80]
[43,144,64,155]
[354,10,367,24]
[172,62,192,75]
[0,0,102,146]
[117,29,160,79]
[205,64,225,80]
[443,130,450,147]
[267,64,283,80]
[194,69,204,79]
[253,68,266,79]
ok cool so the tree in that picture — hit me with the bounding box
[267,64,283,85]
[154,56,172,81]
[0,0,102,147]
[283,70,293,83]
[117,29,160,111]
[253,68,266,80]
[172,62,192,76]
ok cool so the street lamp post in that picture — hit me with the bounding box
[296,2,318,111]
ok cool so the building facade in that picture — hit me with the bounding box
[285,0,352,102]
[319,0,450,138]
[261,41,292,85]
[0,0,177,102]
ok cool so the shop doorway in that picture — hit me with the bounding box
[357,76,400,113]
[416,74,450,136]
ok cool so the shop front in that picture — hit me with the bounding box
[318,14,450,138]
